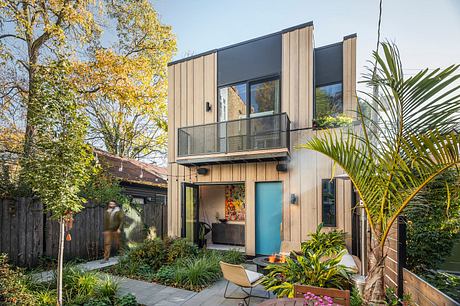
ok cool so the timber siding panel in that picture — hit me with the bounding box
[167,65,175,163]
[343,36,357,118]
[167,25,356,255]
[281,25,314,129]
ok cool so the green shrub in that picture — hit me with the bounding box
[220,249,245,264]
[127,238,167,271]
[0,254,37,305]
[155,265,178,286]
[172,257,222,291]
[313,115,353,129]
[165,238,198,263]
[96,276,118,299]
[117,293,138,306]
[301,223,346,256]
[262,249,353,298]
[421,270,460,302]
[406,170,460,273]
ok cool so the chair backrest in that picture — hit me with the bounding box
[294,284,350,306]
[280,240,301,255]
[219,261,251,287]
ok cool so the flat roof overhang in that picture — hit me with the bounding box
[176,148,290,167]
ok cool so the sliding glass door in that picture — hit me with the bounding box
[181,183,199,244]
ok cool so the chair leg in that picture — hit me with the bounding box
[223,280,249,303]
[246,287,253,306]
[223,280,230,298]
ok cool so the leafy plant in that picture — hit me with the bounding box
[350,287,363,306]
[313,115,354,129]
[301,223,346,256]
[300,42,460,302]
[80,166,130,208]
[420,270,460,302]
[117,293,138,306]
[96,276,119,300]
[165,238,198,263]
[168,257,222,291]
[220,249,246,264]
[0,254,37,305]
[262,250,353,298]
[406,170,460,273]
[127,238,167,271]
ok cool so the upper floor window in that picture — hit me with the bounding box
[315,83,343,118]
[322,178,337,227]
[218,77,280,122]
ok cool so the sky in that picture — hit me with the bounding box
[153,0,460,91]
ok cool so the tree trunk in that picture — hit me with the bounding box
[363,240,386,305]
[56,219,65,306]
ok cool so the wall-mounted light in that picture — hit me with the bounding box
[197,167,209,175]
[290,193,298,204]
[206,102,212,112]
[276,163,288,172]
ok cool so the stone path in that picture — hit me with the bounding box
[32,258,272,305]
[115,263,273,306]
[31,256,119,283]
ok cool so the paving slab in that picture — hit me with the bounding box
[31,256,119,283]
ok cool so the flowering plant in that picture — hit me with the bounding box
[303,292,334,306]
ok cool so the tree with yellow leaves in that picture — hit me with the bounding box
[0,0,176,162]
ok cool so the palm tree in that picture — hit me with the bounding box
[301,42,460,304]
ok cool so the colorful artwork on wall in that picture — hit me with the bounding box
[225,185,245,221]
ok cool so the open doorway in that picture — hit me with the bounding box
[181,183,245,252]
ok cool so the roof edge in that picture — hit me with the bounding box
[343,33,357,40]
[168,21,314,67]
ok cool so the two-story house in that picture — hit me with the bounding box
[167,21,358,256]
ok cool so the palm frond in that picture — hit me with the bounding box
[302,42,460,245]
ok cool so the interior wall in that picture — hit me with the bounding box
[199,185,225,225]
[199,185,245,226]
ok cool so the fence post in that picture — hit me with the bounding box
[397,215,407,300]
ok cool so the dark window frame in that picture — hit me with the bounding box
[321,178,337,227]
[217,74,281,123]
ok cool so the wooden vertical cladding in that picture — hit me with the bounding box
[282,26,314,129]
[167,25,356,255]
[167,52,217,237]
[343,35,357,118]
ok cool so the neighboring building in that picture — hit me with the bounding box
[95,149,168,238]
[167,22,358,256]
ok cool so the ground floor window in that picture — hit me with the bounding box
[322,178,337,227]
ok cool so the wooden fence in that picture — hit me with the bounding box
[403,269,459,306]
[0,197,166,267]
[380,217,459,305]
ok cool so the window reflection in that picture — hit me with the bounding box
[218,83,247,122]
[315,83,343,118]
[250,79,280,117]
[322,179,337,227]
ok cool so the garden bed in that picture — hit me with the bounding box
[0,254,138,306]
[105,237,245,292]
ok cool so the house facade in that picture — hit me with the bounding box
[167,22,358,256]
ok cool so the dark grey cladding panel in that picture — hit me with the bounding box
[315,43,343,86]
[217,34,282,86]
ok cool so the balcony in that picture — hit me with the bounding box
[177,113,290,165]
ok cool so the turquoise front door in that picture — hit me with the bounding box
[255,182,282,255]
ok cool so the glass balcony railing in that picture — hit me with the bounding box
[178,113,290,158]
